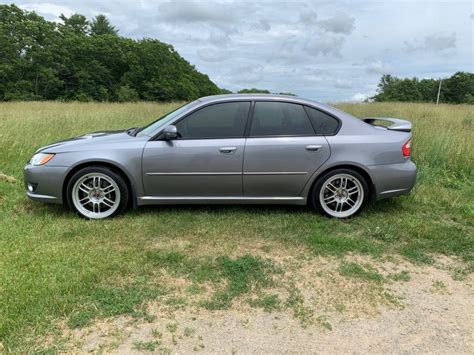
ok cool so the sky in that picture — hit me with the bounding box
[6,0,474,102]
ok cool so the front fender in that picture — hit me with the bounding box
[48,144,146,202]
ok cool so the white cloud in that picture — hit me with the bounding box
[158,1,244,24]
[318,12,355,35]
[334,79,353,89]
[404,32,456,52]
[304,35,345,57]
[197,48,229,62]
[351,92,371,102]
[10,0,473,101]
[254,19,271,31]
[299,10,318,26]
[18,2,73,20]
[365,60,392,75]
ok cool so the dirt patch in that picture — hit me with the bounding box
[0,172,17,183]
[58,256,474,353]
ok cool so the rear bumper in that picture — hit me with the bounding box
[23,164,68,204]
[368,160,417,200]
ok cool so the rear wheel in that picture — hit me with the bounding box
[311,169,368,218]
[66,166,129,219]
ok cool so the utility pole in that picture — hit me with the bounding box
[436,79,442,104]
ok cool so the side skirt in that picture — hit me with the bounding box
[137,196,306,206]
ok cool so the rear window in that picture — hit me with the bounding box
[249,102,315,136]
[305,107,340,135]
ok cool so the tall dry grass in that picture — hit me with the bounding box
[0,101,472,183]
[337,102,473,182]
[0,101,181,175]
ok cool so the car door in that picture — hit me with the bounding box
[142,101,250,197]
[243,101,331,197]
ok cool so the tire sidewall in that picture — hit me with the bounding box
[311,168,369,218]
[66,166,129,219]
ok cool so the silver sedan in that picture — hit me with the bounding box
[24,94,416,219]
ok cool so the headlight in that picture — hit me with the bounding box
[30,153,55,166]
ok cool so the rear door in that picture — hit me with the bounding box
[243,101,331,197]
[142,101,250,197]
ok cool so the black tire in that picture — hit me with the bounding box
[66,166,129,219]
[311,168,369,219]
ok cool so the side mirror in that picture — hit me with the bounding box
[163,125,178,140]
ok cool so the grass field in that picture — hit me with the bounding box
[0,101,473,352]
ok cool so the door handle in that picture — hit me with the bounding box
[219,147,237,154]
[305,145,322,151]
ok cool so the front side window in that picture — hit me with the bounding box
[137,101,198,137]
[305,107,340,135]
[249,102,315,136]
[176,102,250,139]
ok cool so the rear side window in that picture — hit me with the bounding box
[176,102,250,139]
[250,102,315,136]
[305,107,340,135]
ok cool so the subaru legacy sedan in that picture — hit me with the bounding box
[24,94,416,219]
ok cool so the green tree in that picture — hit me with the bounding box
[0,4,63,100]
[373,72,473,104]
[237,88,271,94]
[117,85,139,102]
[90,15,118,36]
[59,13,89,35]
[418,78,438,102]
[443,72,474,104]
[0,5,221,102]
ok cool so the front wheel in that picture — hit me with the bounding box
[66,166,129,219]
[311,169,369,218]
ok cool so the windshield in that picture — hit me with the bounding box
[136,101,198,137]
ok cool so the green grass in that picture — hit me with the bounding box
[388,271,411,282]
[248,294,281,312]
[338,262,385,283]
[145,251,280,310]
[0,101,473,351]
[133,340,161,352]
[285,282,314,326]
[68,283,162,328]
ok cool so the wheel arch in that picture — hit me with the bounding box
[306,163,376,205]
[62,161,137,208]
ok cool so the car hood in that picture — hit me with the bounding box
[36,129,136,153]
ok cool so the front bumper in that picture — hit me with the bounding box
[23,164,69,204]
[368,160,417,200]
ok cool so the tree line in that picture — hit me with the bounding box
[372,72,474,104]
[0,4,221,102]
[1,5,472,103]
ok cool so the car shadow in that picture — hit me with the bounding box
[133,203,312,215]
[24,195,404,219]
[131,197,403,217]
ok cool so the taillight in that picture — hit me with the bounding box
[402,138,411,157]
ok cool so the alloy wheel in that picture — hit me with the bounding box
[319,173,364,218]
[71,173,121,219]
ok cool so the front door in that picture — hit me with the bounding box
[243,101,331,197]
[142,101,250,197]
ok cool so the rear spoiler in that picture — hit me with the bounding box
[362,117,412,132]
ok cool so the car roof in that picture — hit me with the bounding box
[199,93,312,104]
[197,94,347,118]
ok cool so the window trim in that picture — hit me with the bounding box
[247,100,317,138]
[303,105,342,136]
[149,99,342,141]
[151,100,252,141]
